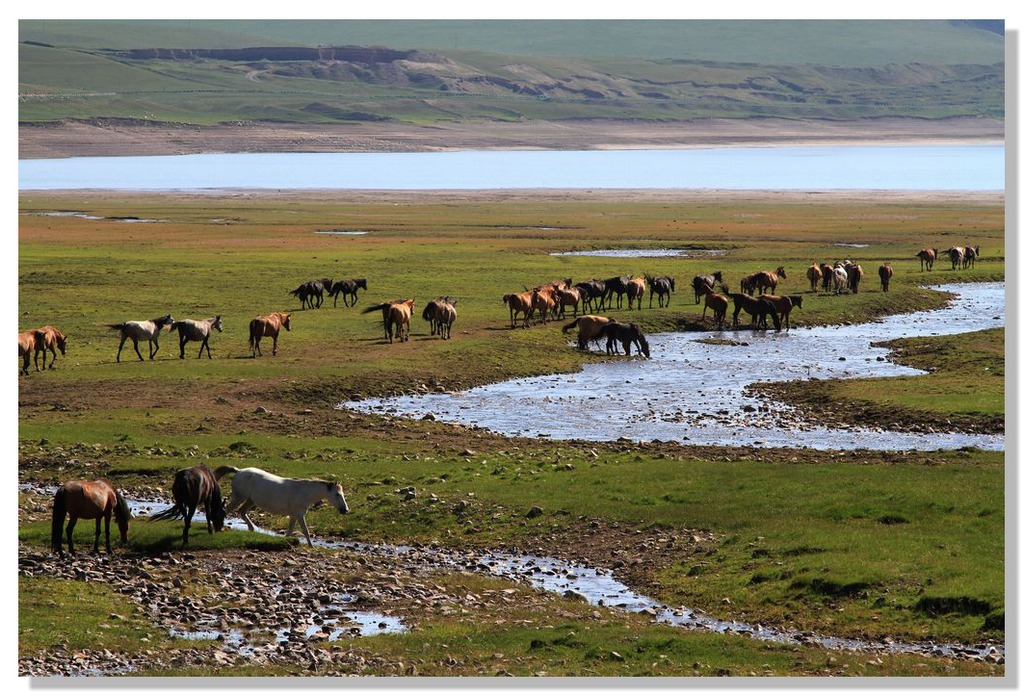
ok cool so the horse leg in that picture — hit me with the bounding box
[131,338,144,361]
[66,516,77,556]
[200,337,211,359]
[271,335,278,356]
[253,336,262,357]
[150,337,160,359]
[179,335,187,359]
[297,514,314,546]
[103,511,113,553]
[182,505,196,545]
[117,335,129,362]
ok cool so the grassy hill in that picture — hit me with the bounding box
[18,20,1005,127]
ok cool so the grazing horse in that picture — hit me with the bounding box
[422,297,457,339]
[248,311,291,357]
[215,466,349,547]
[760,294,803,330]
[51,479,132,556]
[963,245,979,269]
[845,263,864,294]
[150,464,225,545]
[831,264,849,294]
[917,248,938,272]
[807,264,823,292]
[819,262,834,294]
[575,280,605,312]
[556,286,586,319]
[728,293,781,331]
[595,321,651,358]
[751,267,786,295]
[647,276,675,308]
[878,263,894,292]
[701,289,730,330]
[170,316,223,359]
[562,315,616,351]
[18,329,43,375]
[33,326,68,371]
[503,291,534,328]
[692,271,723,303]
[944,247,965,270]
[328,278,368,307]
[106,314,174,362]
[626,276,647,310]
[362,299,414,343]
[289,278,331,310]
[603,276,631,309]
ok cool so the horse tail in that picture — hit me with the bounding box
[213,465,238,481]
[361,303,389,315]
[150,503,185,521]
[51,487,67,552]
[248,319,257,350]
[562,318,581,333]
[103,323,126,332]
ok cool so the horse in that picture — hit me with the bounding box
[917,248,938,272]
[760,294,803,330]
[727,292,781,331]
[51,479,132,556]
[289,278,331,310]
[878,263,893,292]
[422,297,457,339]
[963,245,979,269]
[647,276,675,308]
[806,264,823,292]
[739,273,757,296]
[562,315,616,351]
[503,291,534,328]
[33,326,68,371]
[603,276,632,309]
[750,267,786,295]
[692,271,723,303]
[574,280,605,312]
[595,321,651,358]
[831,264,849,294]
[105,314,174,362]
[819,262,834,293]
[530,286,558,324]
[626,276,647,310]
[362,299,414,343]
[150,464,225,545]
[170,316,222,359]
[700,286,730,330]
[248,311,291,357]
[556,286,586,319]
[214,466,349,547]
[18,330,43,376]
[943,247,965,270]
[845,263,864,294]
[328,278,368,307]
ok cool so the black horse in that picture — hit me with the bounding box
[727,292,781,332]
[574,280,606,312]
[648,276,675,308]
[328,278,368,307]
[595,321,651,358]
[289,278,332,310]
[603,276,631,309]
[150,464,226,545]
[692,271,723,303]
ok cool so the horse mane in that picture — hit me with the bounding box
[114,489,133,523]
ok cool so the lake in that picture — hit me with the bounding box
[18,144,1004,191]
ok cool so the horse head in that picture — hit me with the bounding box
[55,333,68,355]
[114,490,132,544]
[212,316,224,332]
[776,267,787,279]
[281,313,292,331]
[327,482,349,514]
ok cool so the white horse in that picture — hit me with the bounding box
[170,316,223,359]
[105,314,175,362]
[214,466,348,545]
[831,264,848,295]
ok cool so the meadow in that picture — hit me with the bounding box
[17,189,1005,677]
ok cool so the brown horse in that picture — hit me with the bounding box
[806,264,823,292]
[819,262,834,293]
[422,297,457,339]
[248,312,291,357]
[701,288,730,330]
[917,248,938,271]
[362,299,414,342]
[728,292,781,331]
[51,479,131,556]
[878,263,894,292]
[562,315,616,351]
[530,286,558,324]
[963,245,980,269]
[845,262,864,294]
[150,464,225,545]
[503,291,534,328]
[750,267,786,295]
[626,276,647,310]
[33,326,69,371]
[18,330,43,376]
[760,294,803,330]
[692,271,723,303]
[556,286,585,319]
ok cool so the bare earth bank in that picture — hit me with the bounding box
[18,116,1004,159]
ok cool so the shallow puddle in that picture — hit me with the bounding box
[550,248,725,258]
[343,282,1004,451]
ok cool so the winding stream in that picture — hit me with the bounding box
[342,282,1004,451]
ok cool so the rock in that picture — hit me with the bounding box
[525,506,544,519]
[563,589,589,602]
[255,406,269,414]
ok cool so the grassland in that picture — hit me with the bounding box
[17,189,1006,677]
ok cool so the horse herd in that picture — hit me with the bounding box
[51,464,349,555]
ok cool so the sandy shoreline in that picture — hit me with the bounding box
[18,116,1004,160]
